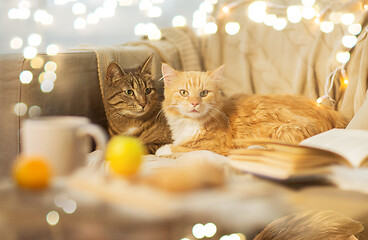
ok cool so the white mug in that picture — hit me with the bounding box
[21,116,108,176]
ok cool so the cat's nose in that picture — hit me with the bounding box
[191,103,199,107]
[140,102,147,108]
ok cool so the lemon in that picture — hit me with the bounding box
[106,136,145,176]
[13,155,52,190]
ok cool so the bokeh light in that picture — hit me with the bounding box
[192,223,205,239]
[74,17,87,29]
[46,211,59,226]
[28,105,42,118]
[31,56,45,69]
[28,33,42,47]
[204,22,218,34]
[41,80,55,93]
[44,61,58,72]
[23,46,38,59]
[248,1,267,23]
[203,223,217,238]
[320,21,334,33]
[14,102,28,116]
[46,44,59,56]
[340,13,355,25]
[19,70,33,84]
[72,2,87,15]
[336,51,350,64]
[172,15,187,27]
[273,17,287,31]
[342,35,357,48]
[225,22,240,35]
[10,37,23,49]
[348,23,362,35]
[287,5,303,23]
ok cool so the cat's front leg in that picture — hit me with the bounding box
[156,144,173,156]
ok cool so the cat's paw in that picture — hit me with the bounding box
[156,145,172,156]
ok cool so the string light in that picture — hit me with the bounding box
[342,35,357,48]
[172,15,187,27]
[248,1,267,23]
[46,44,59,56]
[225,22,240,35]
[320,21,334,33]
[19,70,33,84]
[23,46,38,59]
[287,5,303,23]
[14,103,28,116]
[273,17,287,31]
[348,23,362,35]
[336,51,350,64]
[10,37,23,49]
[28,34,42,47]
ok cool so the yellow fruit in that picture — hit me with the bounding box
[13,155,52,190]
[106,136,145,176]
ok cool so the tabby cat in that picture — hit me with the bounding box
[156,64,347,156]
[105,56,172,154]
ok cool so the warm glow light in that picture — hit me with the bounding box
[54,0,68,5]
[10,37,23,49]
[348,23,362,35]
[72,2,87,15]
[46,44,59,56]
[87,13,100,24]
[204,22,218,34]
[222,6,230,13]
[139,0,152,11]
[134,23,147,36]
[264,14,277,26]
[302,6,315,20]
[41,80,55,93]
[44,61,58,72]
[172,15,187,27]
[119,0,133,6]
[46,211,59,226]
[147,24,161,40]
[8,8,19,19]
[30,56,44,69]
[302,0,315,7]
[19,70,33,84]
[23,46,38,59]
[14,103,28,116]
[18,8,31,20]
[342,35,357,48]
[192,10,207,28]
[340,13,355,25]
[39,72,45,83]
[63,199,77,214]
[329,12,342,24]
[19,0,31,9]
[28,34,42,47]
[148,6,162,18]
[273,17,287,31]
[192,223,205,239]
[336,51,350,64]
[204,223,217,238]
[44,72,57,82]
[199,2,214,13]
[34,10,53,25]
[320,21,334,33]
[248,1,267,23]
[287,5,302,23]
[225,22,240,35]
[29,105,42,118]
[74,17,87,29]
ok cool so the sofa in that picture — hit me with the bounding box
[2,1,368,179]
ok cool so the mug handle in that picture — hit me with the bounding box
[77,123,108,169]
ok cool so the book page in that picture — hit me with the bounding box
[300,129,368,167]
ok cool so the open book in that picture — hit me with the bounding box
[228,129,368,180]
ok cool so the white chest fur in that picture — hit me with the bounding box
[167,116,201,145]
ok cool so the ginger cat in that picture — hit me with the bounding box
[156,64,347,156]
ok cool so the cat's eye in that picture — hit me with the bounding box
[145,88,152,95]
[125,90,134,96]
[179,90,189,97]
[200,90,209,98]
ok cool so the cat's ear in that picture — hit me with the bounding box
[161,63,178,86]
[209,65,224,81]
[141,54,153,74]
[106,62,126,84]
